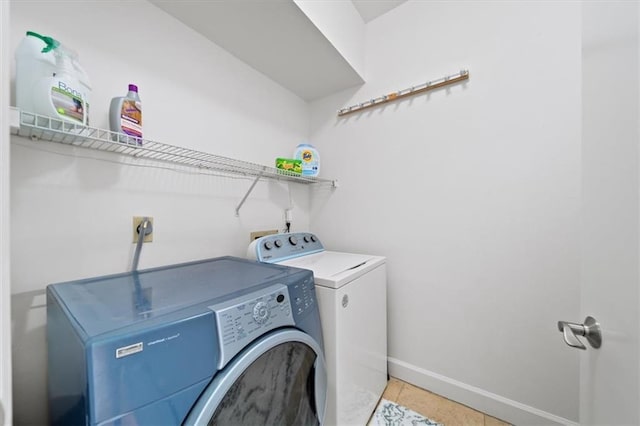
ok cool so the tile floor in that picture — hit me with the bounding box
[380,377,511,426]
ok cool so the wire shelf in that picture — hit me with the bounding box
[11,109,337,187]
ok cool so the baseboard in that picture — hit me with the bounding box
[388,357,578,426]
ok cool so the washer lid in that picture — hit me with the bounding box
[47,256,305,338]
[278,251,385,289]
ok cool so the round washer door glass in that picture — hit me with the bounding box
[185,329,327,426]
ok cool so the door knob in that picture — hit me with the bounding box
[557,316,602,350]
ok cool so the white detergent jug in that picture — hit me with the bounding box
[15,31,91,125]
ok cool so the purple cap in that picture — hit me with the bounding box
[128,84,138,92]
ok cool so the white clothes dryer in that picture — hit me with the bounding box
[248,232,387,426]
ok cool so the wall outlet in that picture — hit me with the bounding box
[250,229,278,241]
[133,216,154,243]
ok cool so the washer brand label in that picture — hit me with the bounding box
[116,342,143,358]
[148,333,181,346]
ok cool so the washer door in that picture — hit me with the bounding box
[184,329,327,426]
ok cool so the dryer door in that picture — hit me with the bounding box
[184,329,327,426]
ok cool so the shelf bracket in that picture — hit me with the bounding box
[235,167,266,216]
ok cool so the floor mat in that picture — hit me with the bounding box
[368,398,443,426]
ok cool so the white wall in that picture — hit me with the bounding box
[10,1,313,424]
[309,1,581,424]
[1,0,12,424]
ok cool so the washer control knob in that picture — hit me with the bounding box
[310,235,317,242]
[274,239,283,248]
[289,236,298,246]
[263,241,273,250]
[303,235,310,243]
[253,302,270,324]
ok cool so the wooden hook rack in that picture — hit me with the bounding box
[337,69,469,117]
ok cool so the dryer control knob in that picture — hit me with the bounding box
[253,302,270,324]
[303,236,310,243]
[274,239,283,248]
[263,241,273,250]
[289,236,298,246]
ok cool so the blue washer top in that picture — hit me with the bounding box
[47,256,302,339]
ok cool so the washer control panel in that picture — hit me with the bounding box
[210,283,294,369]
[288,274,316,317]
[248,232,324,263]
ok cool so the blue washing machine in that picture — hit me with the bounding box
[46,256,327,425]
